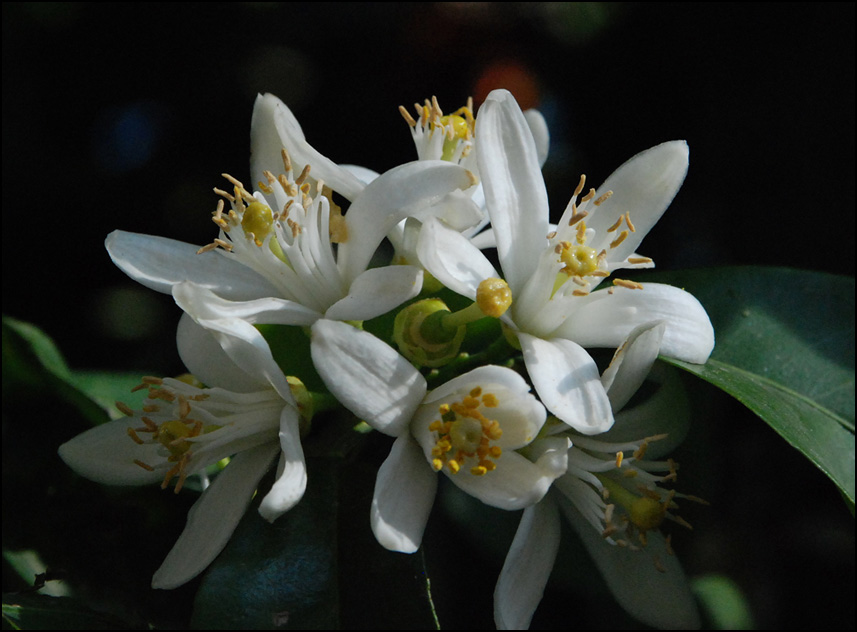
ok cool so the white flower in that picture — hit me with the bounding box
[389,96,551,264]
[494,322,702,629]
[417,89,714,435]
[106,94,477,328]
[309,319,568,553]
[58,307,307,589]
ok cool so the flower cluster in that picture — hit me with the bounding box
[59,89,714,628]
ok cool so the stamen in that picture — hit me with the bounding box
[628,256,653,265]
[606,216,624,233]
[572,174,586,198]
[613,279,644,290]
[593,190,613,206]
[116,401,135,416]
[133,459,155,472]
[609,230,629,249]
[624,212,636,232]
[399,104,417,127]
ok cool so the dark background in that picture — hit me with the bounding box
[3,3,854,629]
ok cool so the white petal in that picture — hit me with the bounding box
[105,231,278,300]
[523,108,550,168]
[556,283,715,364]
[494,496,561,630]
[586,141,689,260]
[370,434,438,553]
[171,281,321,326]
[250,93,366,201]
[418,365,546,450]
[173,283,296,403]
[151,442,280,589]
[602,363,691,458]
[557,497,701,629]
[58,420,165,486]
[443,450,557,510]
[176,313,271,392]
[601,321,666,413]
[519,334,614,435]
[417,217,498,300]
[477,89,550,292]
[310,320,426,436]
[337,160,476,282]
[324,265,422,321]
[258,407,307,522]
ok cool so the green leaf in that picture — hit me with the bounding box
[2,316,107,425]
[191,457,340,630]
[1,594,133,630]
[691,574,754,629]
[632,267,855,503]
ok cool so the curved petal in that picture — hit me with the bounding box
[494,496,561,630]
[337,160,476,283]
[258,406,307,522]
[310,320,426,436]
[520,334,614,435]
[601,321,666,413]
[58,419,166,486]
[556,496,701,629]
[586,141,689,261]
[106,231,278,300]
[324,265,422,321]
[477,89,550,291]
[173,282,295,403]
[250,93,366,201]
[602,363,691,458]
[370,434,438,553]
[151,442,280,589]
[556,283,715,364]
[417,217,498,300]
[443,449,557,510]
[176,313,272,393]
[523,108,550,168]
[171,281,321,327]
[418,365,546,450]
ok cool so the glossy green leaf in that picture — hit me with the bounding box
[2,316,107,425]
[190,457,340,630]
[631,267,855,502]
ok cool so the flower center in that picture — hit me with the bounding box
[428,387,503,476]
[399,96,476,164]
[123,376,218,493]
[194,148,350,313]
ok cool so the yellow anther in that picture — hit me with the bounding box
[133,459,155,472]
[470,465,488,476]
[482,393,498,407]
[593,190,613,206]
[476,278,512,318]
[624,212,636,232]
[616,451,624,468]
[614,279,644,290]
[607,216,624,233]
[609,230,629,249]
[447,459,461,474]
[328,204,348,244]
[241,202,274,247]
[432,458,444,471]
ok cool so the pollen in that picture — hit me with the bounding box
[476,278,512,317]
[427,389,504,476]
